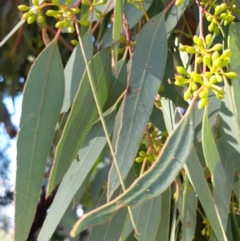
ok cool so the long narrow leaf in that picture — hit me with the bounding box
[108,11,168,199]
[48,49,112,194]
[70,105,194,236]
[38,110,116,240]
[15,40,64,241]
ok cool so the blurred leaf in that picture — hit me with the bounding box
[155,188,171,240]
[61,30,93,113]
[108,11,168,199]
[48,49,112,194]
[165,0,190,38]
[70,105,194,236]
[38,109,116,241]
[125,0,154,29]
[202,108,229,230]
[150,106,166,132]
[185,148,227,241]
[134,195,162,241]
[15,40,64,241]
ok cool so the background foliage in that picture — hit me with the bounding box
[1,0,240,240]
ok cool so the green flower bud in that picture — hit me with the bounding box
[37,15,44,23]
[175,0,184,6]
[221,49,232,58]
[215,73,223,82]
[199,89,208,98]
[22,11,33,20]
[213,25,220,35]
[193,35,198,45]
[210,43,222,51]
[208,21,215,32]
[55,20,65,28]
[190,72,203,83]
[220,3,227,11]
[71,39,78,45]
[71,7,80,14]
[67,26,75,33]
[213,58,222,68]
[18,5,31,11]
[191,83,198,91]
[32,0,39,6]
[209,75,217,84]
[27,15,36,24]
[223,14,235,22]
[197,37,204,47]
[179,45,188,51]
[198,98,208,109]
[176,66,188,75]
[214,5,223,16]
[135,157,144,163]
[186,47,196,54]
[204,72,212,79]
[224,72,238,79]
[205,34,212,46]
[63,19,70,27]
[212,51,219,61]
[203,55,212,68]
[206,15,213,22]
[184,87,192,101]
[221,58,230,67]
[139,151,147,157]
[220,12,227,19]
[46,10,59,16]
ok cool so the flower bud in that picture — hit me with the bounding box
[220,3,227,11]
[205,34,212,46]
[184,87,192,101]
[176,66,188,75]
[196,56,203,63]
[55,20,65,28]
[32,0,39,6]
[214,5,223,16]
[71,40,78,45]
[27,15,35,24]
[215,73,223,82]
[186,47,196,54]
[206,14,213,22]
[37,15,44,23]
[71,7,80,14]
[212,51,219,61]
[208,21,215,32]
[199,89,208,98]
[22,11,32,20]
[68,26,75,33]
[221,49,232,58]
[198,98,208,109]
[210,43,222,51]
[135,157,144,163]
[224,72,238,79]
[18,5,31,11]
[175,0,183,6]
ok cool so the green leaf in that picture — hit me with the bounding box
[185,148,227,241]
[134,195,162,241]
[15,41,64,241]
[38,110,116,241]
[125,0,154,29]
[70,105,194,236]
[165,0,190,38]
[202,108,229,231]
[61,30,93,113]
[48,49,113,194]
[108,11,168,199]
[155,188,171,240]
[150,106,166,132]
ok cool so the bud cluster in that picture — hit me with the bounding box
[18,0,107,32]
[175,34,237,109]
[205,3,235,35]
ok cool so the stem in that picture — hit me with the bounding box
[74,22,138,233]
[139,2,149,22]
